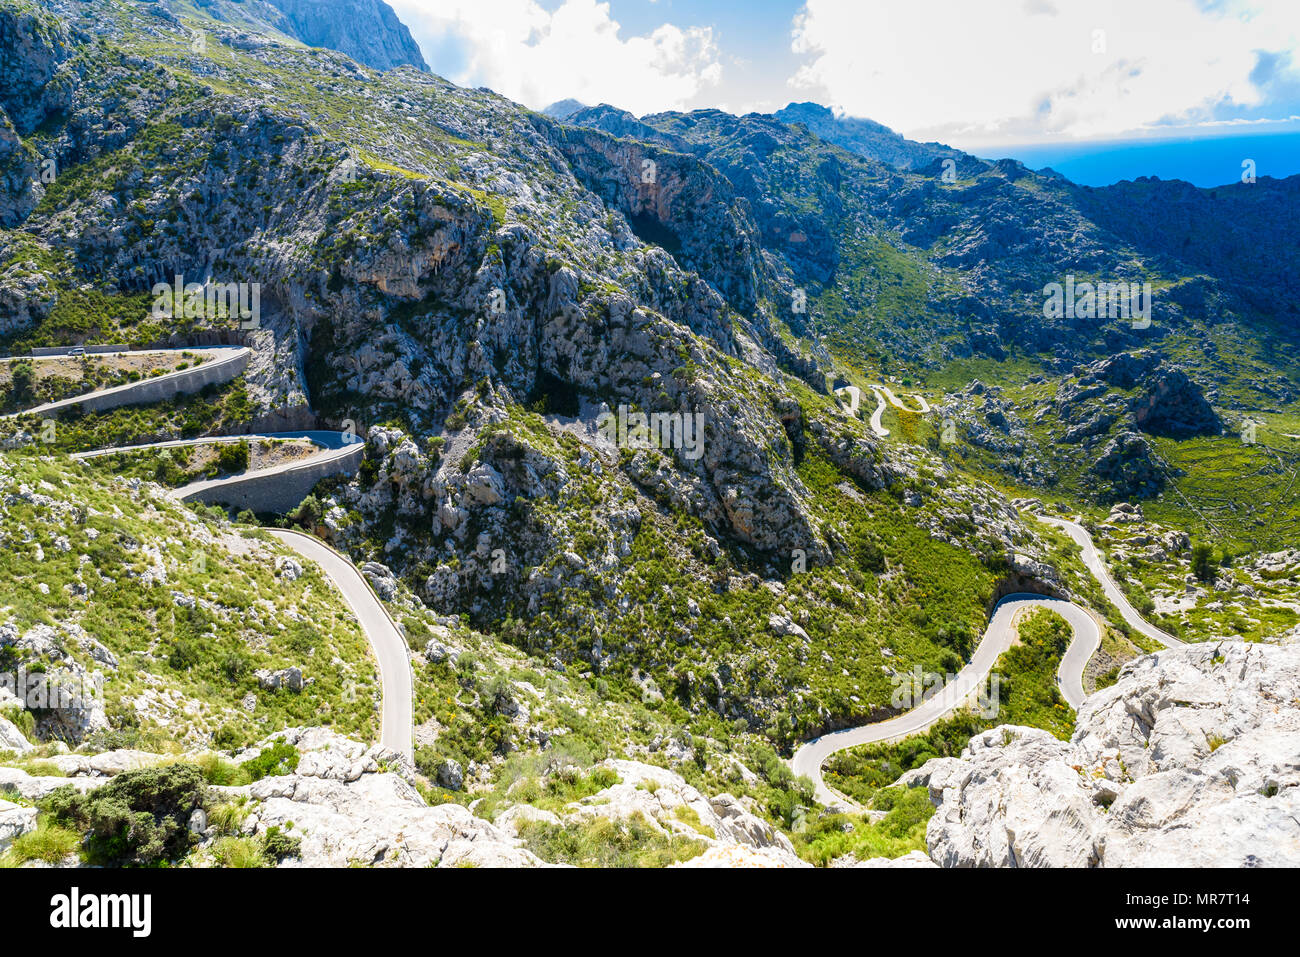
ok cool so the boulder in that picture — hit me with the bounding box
[0,799,37,852]
[435,759,464,791]
[0,713,33,754]
[256,667,305,692]
[1091,431,1165,502]
[361,562,398,601]
[1130,367,1221,439]
[830,849,937,868]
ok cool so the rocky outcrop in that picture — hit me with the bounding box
[265,0,426,71]
[0,2,75,225]
[208,729,547,868]
[189,0,428,72]
[0,798,36,852]
[0,622,110,744]
[1090,431,1165,502]
[676,844,809,868]
[1130,366,1221,438]
[490,757,806,867]
[1077,352,1221,439]
[255,666,306,692]
[0,713,33,754]
[0,728,804,868]
[829,849,937,868]
[565,759,800,858]
[917,641,1300,867]
[772,102,964,173]
[0,3,75,136]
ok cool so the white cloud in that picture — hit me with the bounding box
[390,0,722,115]
[789,0,1300,145]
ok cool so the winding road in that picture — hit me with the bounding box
[1038,514,1184,649]
[5,354,412,761]
[165,431,362,505]
[790,512,1184,808]
[859,383,932,438]
[876,384,932,415]
[868,387,889,437]
[834,385,863,417]
[14,347,1187,790]
[266,529,414,761]
[3,346,249,419]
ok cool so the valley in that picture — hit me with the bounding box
[0,0,1297,874]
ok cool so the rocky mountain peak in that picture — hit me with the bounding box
[172,0,429,72]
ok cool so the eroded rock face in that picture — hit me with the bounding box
[1129,366,1221,439]
[918,641,1300,867]
[0,728,808,867]
[261,0,429,73]
[207,727,549,867]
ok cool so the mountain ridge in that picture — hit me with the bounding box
[167,0,429,72]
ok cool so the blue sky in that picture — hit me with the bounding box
[388,1,1300,182]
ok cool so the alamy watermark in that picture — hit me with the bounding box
[1,666,104,712]
[1043,275,1152,329]
[151,275,260,328]
[890,665,1001,719]
[597,404,705,461]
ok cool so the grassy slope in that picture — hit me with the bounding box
[0,450,378,751]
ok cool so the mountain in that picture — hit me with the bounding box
[542,98,588,121]
[561,102,1300,547]
[0,0,1059,748]
[2,0,1299,871]
[169,0,429,72]
[772,101,964,171]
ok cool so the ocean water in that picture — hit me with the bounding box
[993,131,1300,188]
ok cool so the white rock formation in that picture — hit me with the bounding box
[676,844,809,868]
[0,799,37,852]
[830,850,937,868]
[919,641,1300,867]
[0,714,33,754]
[554,759,801,862]
[211,729,547,868]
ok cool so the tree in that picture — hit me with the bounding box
[1191,543,1216,583]
[289,493,322,529]
[216,439,249,474]
[9,359,35,404]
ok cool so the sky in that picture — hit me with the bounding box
[387,0,1300,182]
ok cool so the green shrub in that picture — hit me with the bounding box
[216,440,249,475]
[208,799,251,836]
[196,753,250,787]
[795,786,936,866]
[213,722,251,751]
[1,706,35,740]
[240,742,300,782]
[168,639,202,671]
[260,825,301,863]
[9,360,34,404]
[825,712,988,806]
[1191,543,1216,583]
[39,763,207,866]
[516,813,705,867]
[289,494,322,529]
